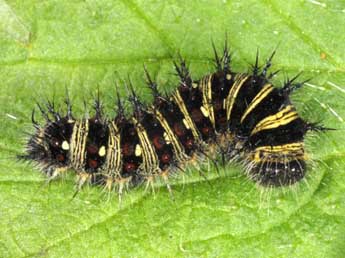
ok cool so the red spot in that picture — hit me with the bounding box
[217,113,226,121]
[185,138,194,149]
[122,143,134,156]
[56,154,65,162]
[124,162,136,172]
[217,117,227,127]
[153,135,164,149]
[88,159,98,168]
[161,153,171,164]
[191,109,203,123]
[87,144,98,154]
[202,126,210,135]
[173,122,186,136]
[214,100,222,111]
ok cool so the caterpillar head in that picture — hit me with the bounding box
[249,159,306,186]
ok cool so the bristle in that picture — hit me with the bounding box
[221,36,231,73]
[212,38,231,73]
[64,87,73,120]
[46,100,61,121]
[261,49,276,77]
[144,65,159,97]
[282,73,311,95]
[31,108,40,128]
[212,40,221,71]
[252,48,260,77]
[93,89,103,120]
[173,55,192,88]
[125,79,145,119]
[36,101,51,122]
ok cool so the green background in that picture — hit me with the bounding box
[0,0,345,257]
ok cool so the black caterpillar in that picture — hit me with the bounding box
[21,43,327,198]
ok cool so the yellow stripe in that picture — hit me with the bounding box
[251,142,305,163]
[240,83,273,123]
[200,74,215,128]
[104,121,122,178]
[132,118,160,176]
[172,90,200,140]
[225,73,250,121]
[251,105,298,135]
[152,108,188,163]
[70,120,89,170]
[254,142,304,153]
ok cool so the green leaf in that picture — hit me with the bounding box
[1,0,345,257]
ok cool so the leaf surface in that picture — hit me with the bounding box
[0,0,344,257]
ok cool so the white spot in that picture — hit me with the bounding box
[226,74,231,80]
[135,144,142,156]
[98,146,106,157]
[62,141,70,150]
[183,119,190,129]
[192,82,198,88]
[163,132,171,144]
[200,106,209,117]
[196,18,201,23]
[273,30,279,35]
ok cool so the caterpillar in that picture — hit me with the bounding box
[20,43,327,199]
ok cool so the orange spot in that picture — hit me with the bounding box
[88,159,98,168]
[185,138,194,149]
[56,154,65,162]
[202,126,210,135]
[153,135,164,149]
[87,144,98,154]
[191,109,203,123]
[174,122,186,136]
[214,100,222,111]
[122,143,134,156]
[124,162,136,172]
[161,153,171,163]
